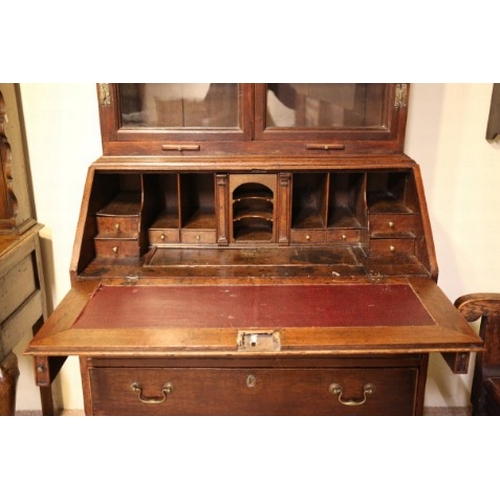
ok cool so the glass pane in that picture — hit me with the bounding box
[266,84,387,128]
[119,83,239,128]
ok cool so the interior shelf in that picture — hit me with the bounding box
[231,180,275,243]
[367,171,418,214]
[96,192,141,217]
[150,211,179,229]
[328,206,363,228]
[182,210,216,229]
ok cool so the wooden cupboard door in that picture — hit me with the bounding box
[88,366,419,416]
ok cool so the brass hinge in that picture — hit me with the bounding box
[394,83,408,109]
[98,83,112,106]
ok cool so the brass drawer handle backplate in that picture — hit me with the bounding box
[131,382,173,405]
[329,383,376,407]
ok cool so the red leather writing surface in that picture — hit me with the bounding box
[72,284,434,329]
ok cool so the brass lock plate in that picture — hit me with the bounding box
[236,330,281,352]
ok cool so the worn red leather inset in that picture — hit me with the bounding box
[72,284,434,330]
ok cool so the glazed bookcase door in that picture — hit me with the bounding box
[98,83,254,155]
[254,83,409,153]
[98,83,409,156]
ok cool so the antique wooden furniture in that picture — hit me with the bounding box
[455,294,500,415]
[26,84,482,415]
[0,84,51,416]
[486,84,500,141]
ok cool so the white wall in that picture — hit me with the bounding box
[14,84,102,411]
[14,83,500,412]
[406,84,500,407]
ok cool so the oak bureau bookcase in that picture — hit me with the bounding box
[26,84,482,415]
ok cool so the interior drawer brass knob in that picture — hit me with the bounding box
[329,382,376,407]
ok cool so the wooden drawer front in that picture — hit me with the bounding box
[369,239,415,257]
[96,216,139,238]
[180,230,216,244]
[369,215,417,238]
[327,229,362,243]
[148,228,180,245]
[290,229,325,244]
[0,254,37,323]
[94,239,140,258]
[88,367,418,416]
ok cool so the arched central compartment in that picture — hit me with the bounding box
[230,175,276,243]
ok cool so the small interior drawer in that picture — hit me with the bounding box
[290,229,326,244]
[94,238,140,258]
[369,239,415,257]
[327,229,362,243]
[96,216,139,238]
[148,228,180,245]
[180,230,216,244]
[369,214,417,238]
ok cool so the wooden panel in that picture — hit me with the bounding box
[88,365,419,416]
[0,290,43,359]
[0,253,36,323]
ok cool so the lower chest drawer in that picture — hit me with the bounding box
[86,364,420,416]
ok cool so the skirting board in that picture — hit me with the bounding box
[15,407,472,416]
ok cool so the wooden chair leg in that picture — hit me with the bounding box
[0,352,20,416]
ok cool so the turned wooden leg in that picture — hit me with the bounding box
[0,352,20,416]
